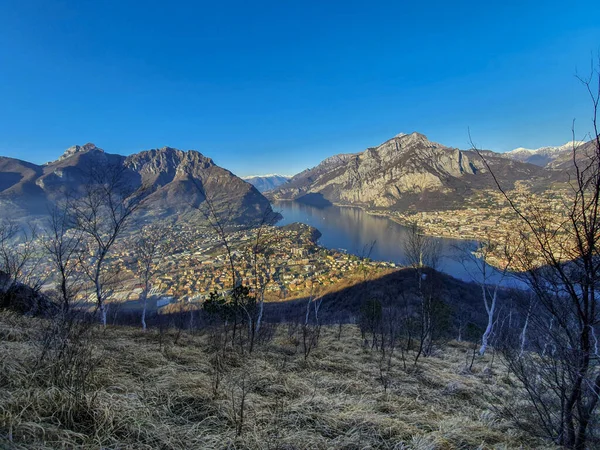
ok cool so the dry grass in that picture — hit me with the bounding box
[0,311,554,449]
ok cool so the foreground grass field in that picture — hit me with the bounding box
[0,311,552,449]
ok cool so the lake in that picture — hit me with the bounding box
[274,201,522,287]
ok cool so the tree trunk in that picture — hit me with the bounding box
[479,291,496,355]
[519,312,529,358]
[99,302,107,327]
[255,291,264,334]
[141,293,147,331]
[60,276,69,312]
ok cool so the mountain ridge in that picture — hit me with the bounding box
[268,131,554,211]
[502,140,587,167]
[242,173,292,179]
[241,174,291,192]
[0,144,276,225]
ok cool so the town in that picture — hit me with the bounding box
[385,183,572,267]
[57,220,397,311]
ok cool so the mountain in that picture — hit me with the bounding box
[502,141,586,167]
[0,143,277,225]
[242,174,291,192]
[268,132,549,211]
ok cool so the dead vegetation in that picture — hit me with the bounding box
[0,311,553,449]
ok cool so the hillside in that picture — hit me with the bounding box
[0,310,550,449]
[0,144,276,225]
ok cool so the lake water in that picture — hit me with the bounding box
[274,201,522,287]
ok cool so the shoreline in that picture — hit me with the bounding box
[272,198,477,241]
[271,198,513,270]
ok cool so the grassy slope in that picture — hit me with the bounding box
[0,312,553,449]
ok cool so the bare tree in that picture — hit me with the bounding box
[518,293,536,358]
[189,171,279,350]
[455,234,518,355]
[300,284,324,359]
[188,173,245,343]
[188,173,241,289]
[403,220,442,363]
[134,223,168,330]
[403,221,441,286]
[72,161,147,327]
[41,203,84,312]
[0,220,42,308]
[472,59,600,449]
[246,209,280,352]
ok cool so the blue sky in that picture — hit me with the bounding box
[1,1,599,177]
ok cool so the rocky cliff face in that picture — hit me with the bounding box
[270,132,484,209]
[124,147,275,223]
[0,144,276,225]
[268,132,557,211]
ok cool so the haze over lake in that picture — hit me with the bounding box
[275,201,519,286]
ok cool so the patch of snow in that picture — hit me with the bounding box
[506,141,586,155]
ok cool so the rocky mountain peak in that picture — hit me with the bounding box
[124,147,216,175]
[404,131,428,140]
[162,147,215,166]
[56,143,103,162]
[378,132,437,152]
[269,130,496,209]
[397,132,435,146]
[2,143,274,224]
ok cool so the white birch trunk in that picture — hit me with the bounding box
[542,318,553,357]
[100,302,107,327]
[519,313,529,358]
[141,279,149,331]
[255,291,264,334]
[94,266,106,327]
[141,294,147,331]
[305,294,312,325]
[479,289,497,355]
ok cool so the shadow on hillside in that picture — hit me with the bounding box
[13,267,525,332]
[295,192,332,207]
[263,267,518,326]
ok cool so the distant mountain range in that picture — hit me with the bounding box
[502,141,587,167]
[268,132,582,211]
[0,143,276,224]
[3,135,594,225]
[241,174,291,192]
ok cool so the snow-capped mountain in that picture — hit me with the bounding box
[503,141,586,167]
[242,174,291,192]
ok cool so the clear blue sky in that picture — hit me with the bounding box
[1,1,599,177]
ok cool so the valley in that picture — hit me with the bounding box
[1,133,584,308]
[2,5,600,448]
[54,220,397,313]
